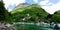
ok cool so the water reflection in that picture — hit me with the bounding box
[0,22,60,30]
[13,24,54,30]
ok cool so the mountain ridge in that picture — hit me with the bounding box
[14,3,32,10]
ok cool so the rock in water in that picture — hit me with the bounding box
[54,24,60,29]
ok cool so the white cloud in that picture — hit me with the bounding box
[40,0,49,5]
[42,2,60,14]
[33,0,38,3]
[3,0,25,11]
[3,0,60,14]
[39,0,60,14]
[8,8,12,12]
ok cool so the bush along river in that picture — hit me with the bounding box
[0,22,60,30]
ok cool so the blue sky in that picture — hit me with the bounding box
[3,0,60,14]
[25,0,35,4]
[49,0,60,4]
[25,0,43,4]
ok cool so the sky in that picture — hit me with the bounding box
[3,0,60,14]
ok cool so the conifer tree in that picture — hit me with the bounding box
[0,0,11,23]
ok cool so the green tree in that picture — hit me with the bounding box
[51,11,60,23]
[0,0,11,23]
[11,4,48,22]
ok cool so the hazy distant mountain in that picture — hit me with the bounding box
[54,10,60,14]
[14,3,32,9]
[57,10,60,12]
